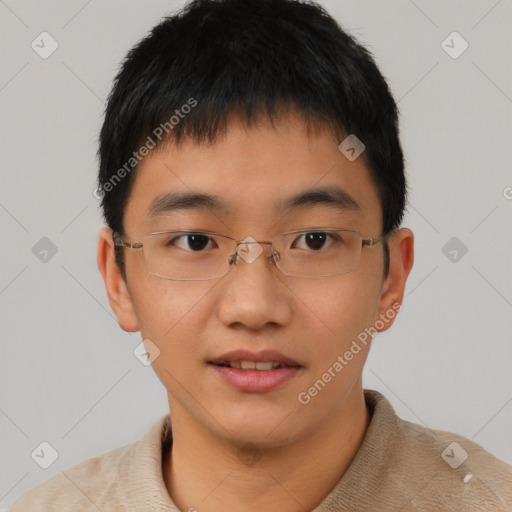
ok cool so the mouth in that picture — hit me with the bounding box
[211,361,298,370]
[208,350,303,392]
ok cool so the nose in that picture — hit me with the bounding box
[218,240,292,330]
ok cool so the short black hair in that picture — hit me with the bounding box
[98,0,407,280]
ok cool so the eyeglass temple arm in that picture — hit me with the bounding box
[362,232,389,247]
[112,232,143,249]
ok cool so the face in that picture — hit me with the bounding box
[98,111,413,448]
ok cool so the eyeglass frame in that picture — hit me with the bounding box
[112,227,390,281]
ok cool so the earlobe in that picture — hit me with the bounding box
[376,228,414,333]
[97,227,140,332]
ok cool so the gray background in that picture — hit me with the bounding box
[1,0,511,508]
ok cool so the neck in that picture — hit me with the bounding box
[163,386,370,512]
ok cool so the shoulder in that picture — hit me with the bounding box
[359,390,512,511]
[10,414,171,512]
[10,443,128,512]
[397,418,512,509]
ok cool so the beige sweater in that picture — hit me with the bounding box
[11,390,512,511]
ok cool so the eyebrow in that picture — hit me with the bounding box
[280,186,361,213]
[147,186,361,217]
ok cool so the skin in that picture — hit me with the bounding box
[97,110,414,511]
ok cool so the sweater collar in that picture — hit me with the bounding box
[312,389,402,511]
[117,389,400,511]
[117,412,178,511]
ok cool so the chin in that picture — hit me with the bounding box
[215,406,307,449]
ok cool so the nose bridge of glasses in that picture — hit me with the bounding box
[229,239,278,266]
[237,239,273,248]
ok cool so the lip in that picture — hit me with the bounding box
[209,364,302,392]
[209,349,301,366]
[208,349,303,393]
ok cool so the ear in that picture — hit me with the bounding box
[375,228,414,333]
[97,227,140,332]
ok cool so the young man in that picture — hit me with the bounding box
[12,0,511,510]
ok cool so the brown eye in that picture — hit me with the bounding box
[304,232,327,250]
[292,232,334,251]
[171,233,215,251]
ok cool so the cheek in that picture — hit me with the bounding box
[128,278,215,359]
[293,273,381,357]
[293,282,374,420]
[129,280,219,398]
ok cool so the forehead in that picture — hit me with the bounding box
[123,112,382,233]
